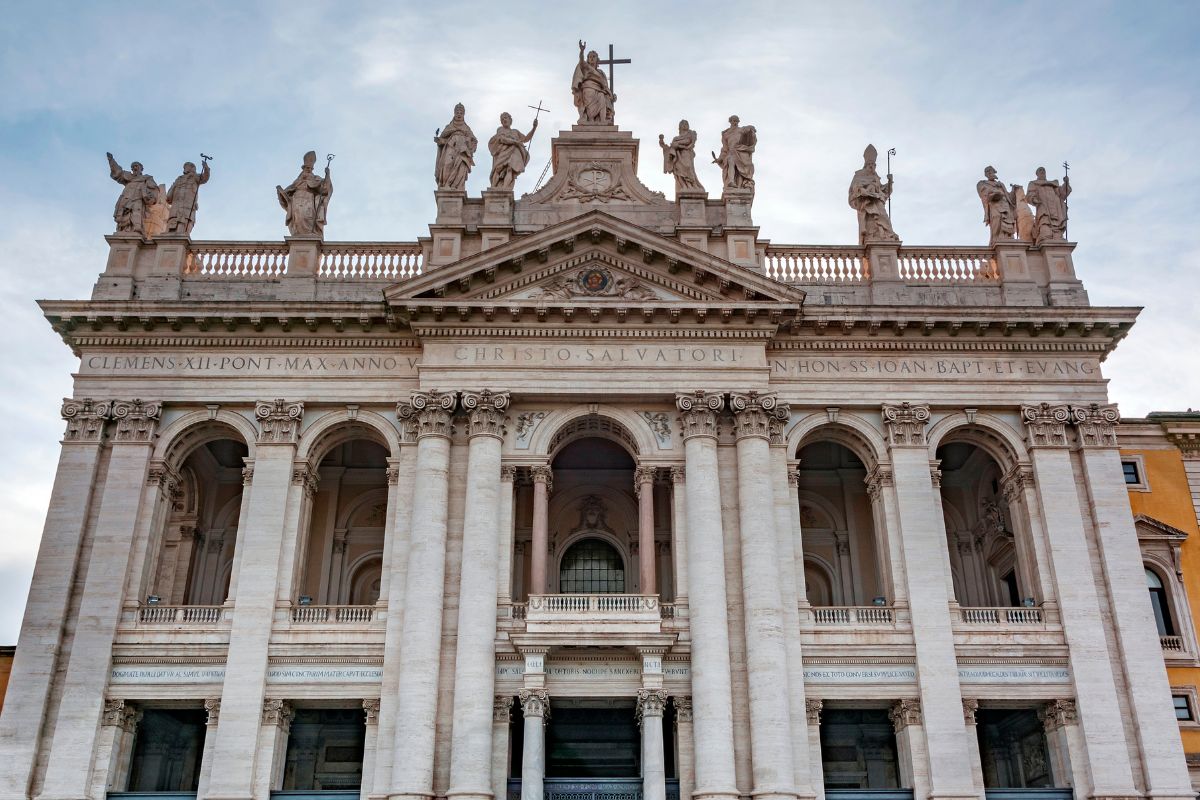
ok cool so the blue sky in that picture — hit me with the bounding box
[0,1,1198,643]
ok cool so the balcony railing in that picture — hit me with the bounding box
[137,605,223,624]
[1161,635,1186,652]
[506,779,679,800]
[762,244,998,285]
[523,594,663,631]
[290,604,375,623]
[811,605,896,625]
[955,606,1044,625]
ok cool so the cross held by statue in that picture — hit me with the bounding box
[597,43,631,90]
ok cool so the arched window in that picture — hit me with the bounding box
[559,538,625,594]
[1147,567,1175,636]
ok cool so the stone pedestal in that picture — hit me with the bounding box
[93,233,144,299]
[482,189,515,250]
[865,242,903,303]
[994,241,1041,306]
[1039,241,1089,306]
[676,190,708,230]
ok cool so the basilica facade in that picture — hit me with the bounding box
[0,56,1194,800]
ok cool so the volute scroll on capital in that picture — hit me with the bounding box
[1021,403,1072,448]
[530,464,554,493]
[61,397,112,442]
[111,399,162,443]
[888,698,922,731]
[1039,698,1078,731]
[676,391,724,441]
[880,402,930,447]
[103,698,141,731]
[636,688,668,721]
[1072,403,1120,449]
[461,389,510,439]
[519,688,550,720]
[729,391,787,442]
[396,390,457,440]
[255,399,304,444]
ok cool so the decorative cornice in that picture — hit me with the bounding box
[676,391,724,441]
[255,398,304,444]
[1039,698,1077,731]
[729,391,786,442]
[461,390,510,439]
[362,698,380,725]
[103,698,140,731]
[61,398,110,442]
[889,698,922,731]
[805,698,823,726]
[396,391,457,439]
[673,695,693,724]
[962,698,979,725]
[111,399,161,443]
[205,698,221,725]
[519,688,550,720]
[1072,403,1119,448]
[494,695,513,723]
[881,402,930,447]
[1022,403,1071,448]
[262,698,293,729]
[636,688,667,722]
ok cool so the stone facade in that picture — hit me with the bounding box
[0,72,1191,800]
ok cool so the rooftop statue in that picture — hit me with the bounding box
[659,120,704,194]
[488,112,538,191]
[976,165,1017,243]
[277,151,333,238]
[848,144,899,243]
[714,116,756,192]
[1026,166,1071,244]
[165,158,212,236]
[434,103,478,190]
[106,152,160,237]
[572,40,615,124]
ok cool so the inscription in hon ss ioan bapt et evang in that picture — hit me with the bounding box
[770,355,1102,380]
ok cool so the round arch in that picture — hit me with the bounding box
[803,555,837,605]
[337,487,391,530]
[528,406,657,459]
[796,489,848,532]
[788,412,888,468]
[555,535,630,594]
[297,409,400,465]
[926,412,1027,471]
[154,410,257,467]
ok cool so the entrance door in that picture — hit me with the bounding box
[546,700,639,778]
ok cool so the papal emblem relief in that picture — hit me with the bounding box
[579,267,612,294]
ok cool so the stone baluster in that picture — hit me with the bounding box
[530,465,553,594]
[674,391,739,800]
[804,700,824,800]
[673,697,695,800]
[0,399,111,799]
[729,391,798,800]
[1019,402,1140,799]
[492,697,513,800]
[638,689,668,800]
[389,391,458,800]
[449,390,510,800]
[636,464,658,594]
[519,689,550,800]
[39,400,163,800]
[1069,404,1194,798]
[878,403,976,799]
[206,399,305,800]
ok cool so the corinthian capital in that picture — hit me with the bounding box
[889,698,922,731]
[729,391,787,442]
[1072,403,1120,448]
[397,391,457,440]
[102,698,140,731]
[519,688,550,719]
[1021,403,1071,448]
[881,402,930,447]
[61,398,110,442]
[111,399,162,443]
[461,390,510,439]
[494,695,513,723]
[673,696,693,723]
[531,464,554,493]
[676,391,724,441]
[255,399,304,444]
[636,688,667,721]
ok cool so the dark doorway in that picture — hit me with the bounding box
[127,708,207,792]
[546,700,639,778]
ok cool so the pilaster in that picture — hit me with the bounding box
[1039,699,1085,791]
[491,697,513,800]
[362,700,381,800]
[804,700,824,800]
[673,698,695,800]
[255,699,294,798]
[889,700,930,800]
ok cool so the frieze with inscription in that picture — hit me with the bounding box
[770,356,1101,380]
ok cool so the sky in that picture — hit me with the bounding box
[0,1,1198,644]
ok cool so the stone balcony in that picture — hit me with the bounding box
[520,594,667,634]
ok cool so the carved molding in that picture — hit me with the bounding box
[397,391,457,440]
[103,698,140,732]
[729,391,786,442]
[531,464,554,493]
[864,464,894,502]
[1000,464,1035,503]
[461,389,510,439]
[291,464,320,497]
[962,698,979,725]
[494,695,513,723]
[673,696,693,723]
[386,465,400,485]
[241,464,255,485]
[205,698,221,726]
[111,399,162,443]
[1072,403,1120,449]
[501,464,518,482]
[61,398,110,442]
[1040,698,1078,731]
[636,688,667,722]
[262,698,294,730]
[255,399,304,444]
[519,688,550,720]
[362,698,380,725]
[881,402,930,447]
[634,465,657,497]
[669,465,685,485]
[889,698,922,731]
[1022,403,1071,448]
[676,391,724,441]
[806,698,823,726]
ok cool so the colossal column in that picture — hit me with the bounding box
[530,465,552,595]
[205,399,306,800]
[1019,403,1140,798]
[39,400,164,800]
[638,689,668,800]
[0,400,110,800]
[728,391,798,800]
[635,465,658,594]
[675,391,739,800]
[879,403,976,800]
[389,391,458,800]
[448,390,510,800]
[519,689,549,800]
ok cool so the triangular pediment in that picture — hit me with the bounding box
[384,210,805,310]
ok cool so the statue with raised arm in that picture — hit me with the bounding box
[659,120,704,194]
[165,159,212,235]
[714,116,756,191]
[488,112,538,191]
[572,40,615,124]
[434,103,478,190]
[1025,166,1071,244]
[848,144,899,243]
[106,152,160,236]
[976,165,1017,243]
[276,151,333,238]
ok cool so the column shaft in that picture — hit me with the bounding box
[519,691,548,800]
[638,690,667,800]
[674,699,695,800]
[530,468,551,595]
[637,466,657,594]
[497,468,517,603]
[669,468,688,606]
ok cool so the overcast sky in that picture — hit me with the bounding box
[0,1,1197,644]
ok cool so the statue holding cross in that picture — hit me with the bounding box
[572,40,618,125]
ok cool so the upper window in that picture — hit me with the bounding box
[559,538,625,594]
[1174,695,1193,721]
[1123,461,1140,484]
[1147,567,1176,637]
[1122,455,1150,491]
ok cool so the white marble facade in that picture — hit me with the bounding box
[0,112,1193,800]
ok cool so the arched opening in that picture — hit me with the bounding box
[147,436,248,606]
[559,537,627,593]
[295,438,389,605]
[795,440,886,606]
[1147,566,1176,637]
[936,441,1027,607]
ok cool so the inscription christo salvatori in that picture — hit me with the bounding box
[81,353,421,376]
[771,356,1100,379]
[452,345,749,365]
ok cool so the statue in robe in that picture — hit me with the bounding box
[488,112,538,191]
[572,40,615,124]
[106,153,160,236]
[976,165,1017,243]
[848,144,899,243]
[714,116,756,191]
[165,160,212,235]
[1025,166,1071,244]
[276,151,333,238]
[434,103,478,190]
[659,120,704,194]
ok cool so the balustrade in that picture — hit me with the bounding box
[185,242,289,277]
[810,605,895,625]
[289,604,374,623]
[505,779,680,800]
[1161,635,1186,652]
[319,242,423,279]
[956,606,1044,625]
[763,246,868,284]
[137,605,223,624]
[898,247,998,283]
